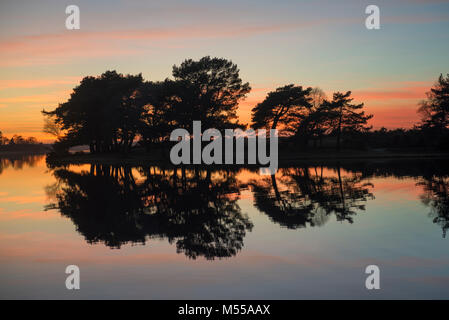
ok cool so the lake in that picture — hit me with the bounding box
[0,155,448,299]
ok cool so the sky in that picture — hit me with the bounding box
[0,0,448,142]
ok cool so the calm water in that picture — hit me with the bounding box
[0,155,448,299]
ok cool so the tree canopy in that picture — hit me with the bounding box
[418,73,449,131]
[43,57,252,154]
[171,56,251,130]
[321,91,373,150]
[251,84,312,133]
[40,57,449,154]
[43,71,143,153]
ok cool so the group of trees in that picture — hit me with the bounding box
[0,130,40,146]
[42,56,372,154]
[251,86,373,150]
[42,56,449,154]
[43,57,250,154]
[416,73,449,148]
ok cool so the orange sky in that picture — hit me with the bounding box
[1,1,447,142]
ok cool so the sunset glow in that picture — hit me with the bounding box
[1,0,448,141]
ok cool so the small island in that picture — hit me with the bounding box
[2,57,447,166]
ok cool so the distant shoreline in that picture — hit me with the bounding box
[44,149,449,166]
[0,144,51,156]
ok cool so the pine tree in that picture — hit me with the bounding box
[323,91,373,151]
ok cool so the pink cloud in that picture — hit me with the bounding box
[0,23,313,67]
[367,105,421,129]
[349,82,434,128]
[353,86,429,101]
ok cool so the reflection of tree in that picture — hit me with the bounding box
[344,158,449,238]
[0,154,43,175]
[45,158,449,258]
[45,165,253,260]
[419,176,449,238]
[250,165,374,229]
[327,166,375,223]
[251,173,316,229]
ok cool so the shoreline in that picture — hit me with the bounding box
[43,150,449,166]
[0,150,50,157]
[0,144,52,156]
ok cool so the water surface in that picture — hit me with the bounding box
[0,155,448,299]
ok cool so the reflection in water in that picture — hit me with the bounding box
[45,165,253,260]
[0,154,42,175]
[419,176,449,238]
[339,159,449,238]
[43,159,449,260]
[250,166,374,229]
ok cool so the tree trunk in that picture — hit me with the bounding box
[271,118,279,130]
[337,165,345,210]
[271,174,281,203]
[337,110,342,152]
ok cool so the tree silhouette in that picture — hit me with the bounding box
[418,74,449,131]
[251,84,312,134]
[136,80,179,149]
[171,56,251,131]
[42,58,252,154]
[43,71,143,153]
[308,88,329,145]
[40,63,449,154]
[42,114,63,139]
[293,87,331,147]
[322,91,372,151]
[417,74,449,149]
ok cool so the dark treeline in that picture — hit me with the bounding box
[0,130,49,154]
[0,131,41,146]
[42,56,449,155]
[43,57,250,155]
